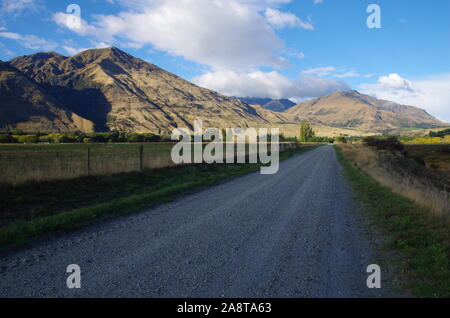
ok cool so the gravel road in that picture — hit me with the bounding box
[0,145,396,297]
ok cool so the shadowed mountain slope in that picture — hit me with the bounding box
[0,61,94,132]
[236,97,296,112]
[9,47,267,134]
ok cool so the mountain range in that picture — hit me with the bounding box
[235,97,296,112]
[285,90,444,132]
[0,47,446,136]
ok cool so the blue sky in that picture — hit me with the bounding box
[1,0,449,121]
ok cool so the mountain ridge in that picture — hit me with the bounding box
[0,47,446,135]
[235,97,296,112]
[285,90,445,132]
[7,47,267,134]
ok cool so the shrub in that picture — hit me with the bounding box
[410,137,442,144]
[127,134,144,143]
[363,136,404,151]
[0,134,14,143]
[17,135,39,144]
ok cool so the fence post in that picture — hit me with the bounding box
[139,145,144,172]
[87,146,91,176]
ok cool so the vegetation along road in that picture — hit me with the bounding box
[0,145,396,297]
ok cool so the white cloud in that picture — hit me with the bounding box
[53,13,98,36]
[1,0,37,15]
[62,45,89,56]
[193,70,349,100]
[301,66,337,77]
[359,73,450,122]
[0,31,57,50]
[377,73,415,92]
[301,66,370,78]
[62,40,112,55]
[264,8,314,30]
[284,48,305,59]
[53,0,314,70]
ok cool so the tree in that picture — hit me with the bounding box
[127,134,144,143]
[0,134,14,143]
[299,120,315,142]
[17,134,39,144]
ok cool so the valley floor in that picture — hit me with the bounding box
[0,146,398,297]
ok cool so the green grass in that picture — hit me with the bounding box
[335,146,450,298]
[0,145,318,248]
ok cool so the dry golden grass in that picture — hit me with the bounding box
[0,144,177,186]
[339,144,450,218]
[0,142,302,186]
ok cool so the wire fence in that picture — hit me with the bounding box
[0,143,300,186]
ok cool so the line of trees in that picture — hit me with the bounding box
[0,131,169,144]
[0,131,290,144]
[429,128,450,138]
[0,123,356,144]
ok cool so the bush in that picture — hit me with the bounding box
[17,135,39,144]
[363,136,404,151]
[429,128,450,138]
[410,137,442,144]
[1,131,166,144]
[127,134,144,143]
[0,134,14,143]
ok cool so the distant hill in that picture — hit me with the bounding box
[285,90,446,132]
[236,97,296,112]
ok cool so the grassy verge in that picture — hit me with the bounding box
[0,145,318,248]
[335,145,450,297]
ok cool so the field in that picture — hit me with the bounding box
[0,145,318,246]
[0,142,302,186]
[0,143,175,186]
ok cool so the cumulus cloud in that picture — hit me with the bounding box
[53,0,313,70]
[193,70,349,100]
[359,73,450,122]
[376,73,415,92]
